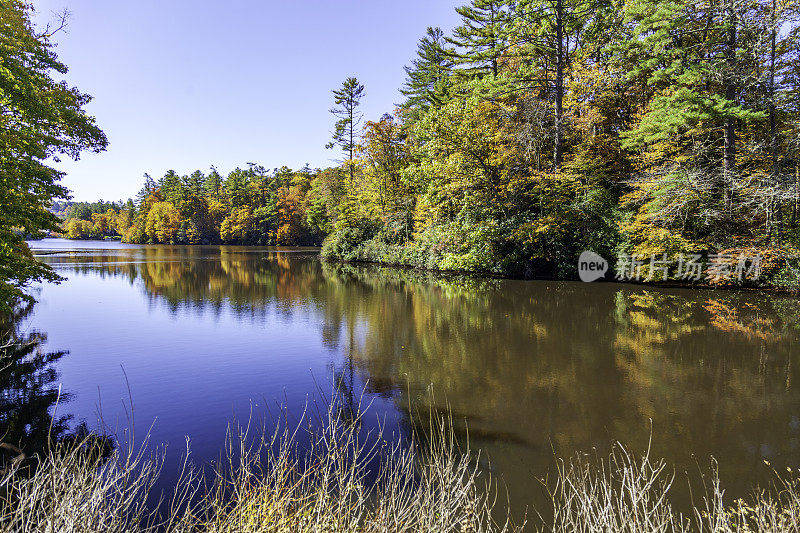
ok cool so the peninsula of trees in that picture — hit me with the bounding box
[59,0,800,289]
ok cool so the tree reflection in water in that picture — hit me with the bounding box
[316,262,800,515]
[33,245,800,517]
[0,304,113,475]
[1,304,72,465]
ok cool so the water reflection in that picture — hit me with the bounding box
[29,241,800,516]
[0,303,114,477]
[41,246,323,317]
[0,304,72,461]
[322,264,800,506]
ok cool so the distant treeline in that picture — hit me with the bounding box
[59,166,336,245]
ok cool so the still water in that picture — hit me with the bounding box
[13,239,800,518]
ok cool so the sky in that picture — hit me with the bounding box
[33,0,462,202]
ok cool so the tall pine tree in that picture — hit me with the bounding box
[326,77,366,183]
[446,0,510,78]
[401,27,454,121]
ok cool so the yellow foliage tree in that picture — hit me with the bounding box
[64,219,93,240]
[220,206,255,244]
[145,201,182,243]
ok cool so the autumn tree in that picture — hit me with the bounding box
[276,188,307,245]
[145,202,182,244]
[64,219,93,240]
[508,0,610,171]
[359,113,415,240]
[220,206,256,244]
[114,200,136,236]
[412,97,514,232]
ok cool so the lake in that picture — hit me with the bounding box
[12,239,800,521]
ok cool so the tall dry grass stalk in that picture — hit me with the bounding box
[1,401,799,532]
[545,443,690,532]
[0,432,161,532]
[544,443,800,533]
[164,401,515,532]
[0,399,516,532]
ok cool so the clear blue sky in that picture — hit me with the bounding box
[33,0,462,202]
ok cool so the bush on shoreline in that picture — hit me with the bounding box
[322,228,800,292]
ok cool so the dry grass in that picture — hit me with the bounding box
[544,444,800,533]
[168,404,513,533]
[0,401,514,532]
[545,444,686,532]
[1,404,799,532]
[0,433,160,532]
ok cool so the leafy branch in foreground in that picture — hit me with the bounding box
[0,1,107,312]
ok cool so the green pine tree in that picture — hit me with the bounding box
[446,0,510,78]
[204,167,224,200]
[401,27,454,120]
[326,77,366,183]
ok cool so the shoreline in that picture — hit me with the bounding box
[321,256,800,296]
[31,236,800,295]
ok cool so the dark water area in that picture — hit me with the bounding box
[11,239,800,521]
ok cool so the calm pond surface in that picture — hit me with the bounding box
[14,239,800,518]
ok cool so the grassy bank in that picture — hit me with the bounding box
[1,404,799,532]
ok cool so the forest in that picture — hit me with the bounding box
[58,165,330,246]
[59,0,800,288]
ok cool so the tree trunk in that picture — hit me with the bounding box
[769,0,777,172]
[553,0,564,172]
[723,0,737,213]
[794,163,798,227]
[769,0,782,239]
[348,105,355,184]
[491,3,499,77]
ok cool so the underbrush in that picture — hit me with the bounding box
[1,405,799,532]
[320,224,507,275]
[323,227,800,292]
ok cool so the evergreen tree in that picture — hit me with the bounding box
[225,168,251,208]
[326,77,366,183]
[616,0,797,253]
[401,27,454,120]
[185,170,205,198]
[159,170,184,206]
[446,0,510,78]
[136,173,158,204]
[204,167,224,200]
